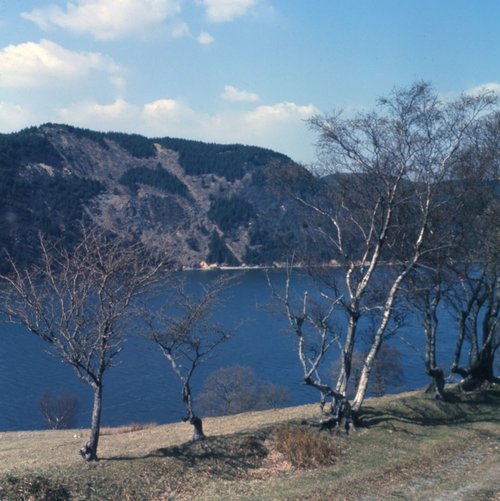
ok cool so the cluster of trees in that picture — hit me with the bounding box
[156,137,290,181]
[207,230,239,265]
[207,195,256,233]
[119,164,190,197]
[0,227,244,459]
[268,82,499,429]
[0,82,498,461]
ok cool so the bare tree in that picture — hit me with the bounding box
[39,391,79,430]
[330,345,405,398]
[143,276,233,441]
[197,365,290,416]
[448,264,499,388]
[0,227,170,460]
[446,112,500,388]
[294,82,498,417]
[405,265,449,399]
[267,265,355,432]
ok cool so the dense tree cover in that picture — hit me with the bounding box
[43,124,157,158]
[119,165,190,197]
[207,195,255,232]
[207,231,238,265]
[0,130,103,270]
[0,128,63,168]
[43,123,109,149]
[157,137,290,181]
[245,224,336,265]
[106,132,157,158]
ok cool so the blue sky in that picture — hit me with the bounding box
[0,0,499,164]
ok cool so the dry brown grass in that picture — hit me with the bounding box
[101,422,158,436]
[273,425,340,468]
[0,387,498,500]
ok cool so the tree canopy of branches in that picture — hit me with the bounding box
[197,365,290,416]
[143,276,234,441]
[0,226,170,460]
[271,82,498,427]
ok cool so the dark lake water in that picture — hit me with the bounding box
[0,269,461,431]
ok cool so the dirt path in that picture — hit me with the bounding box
[381,443,500,500]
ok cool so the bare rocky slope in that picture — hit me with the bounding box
[0,124,330,270]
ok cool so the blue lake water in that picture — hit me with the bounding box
[0,269,461,431]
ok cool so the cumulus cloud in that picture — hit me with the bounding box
[221,85,259,102]
[54,96,317,162]
[58,98,137,127]
[198,0,258,23]
[22,0,181,40]
[246,102,317,123]
[197,31,215,45]
[0,39,122,88]
[466,82,500,97]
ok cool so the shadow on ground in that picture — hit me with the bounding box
[358,386,500,428]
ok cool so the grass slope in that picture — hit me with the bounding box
[0,387,498,500]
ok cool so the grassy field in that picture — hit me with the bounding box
[0,386,498,500]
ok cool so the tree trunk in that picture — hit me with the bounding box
[80,383,103,461]
[425,368,446,399]
[336,313,358,395]
[424,308,446,400]
[181,382,205,441]
[189,415,205,441]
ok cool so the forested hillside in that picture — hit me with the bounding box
[0,124,329,270]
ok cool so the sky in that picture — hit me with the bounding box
[0,0,499,164]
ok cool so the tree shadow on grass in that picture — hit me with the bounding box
[102,431,270,478]
[358,387,500,428]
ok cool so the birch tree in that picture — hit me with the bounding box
[300,82,497,416]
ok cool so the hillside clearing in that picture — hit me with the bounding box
[0,387,499,500]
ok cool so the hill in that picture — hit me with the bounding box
[0,386,498,500]
[0,124,330,270]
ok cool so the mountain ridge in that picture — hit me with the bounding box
[0,123,327,270]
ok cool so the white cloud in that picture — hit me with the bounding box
[466,82,500,97]
[22,0,181,40]
[197,0,258,23]
[197,31,215,45]
[54,97,317,162]
[58,98,137,127]
[221,85,259,102]
[0,39,122,88]
[0,102,33,131]
[171,22,190,39]
[246,102,317,123]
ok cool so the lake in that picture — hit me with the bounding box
[0,269,460,431]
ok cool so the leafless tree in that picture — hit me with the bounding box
[290,82,498,418]
[0,227,170,460]
[446,112,500,388]
[39,390,79,430]
[143,276,234,441]
[267,265,355,432]
[197,365,290,416]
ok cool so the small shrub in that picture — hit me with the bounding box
[197,365,290,416]
[39,391,79,429]
[273,425,340,468]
